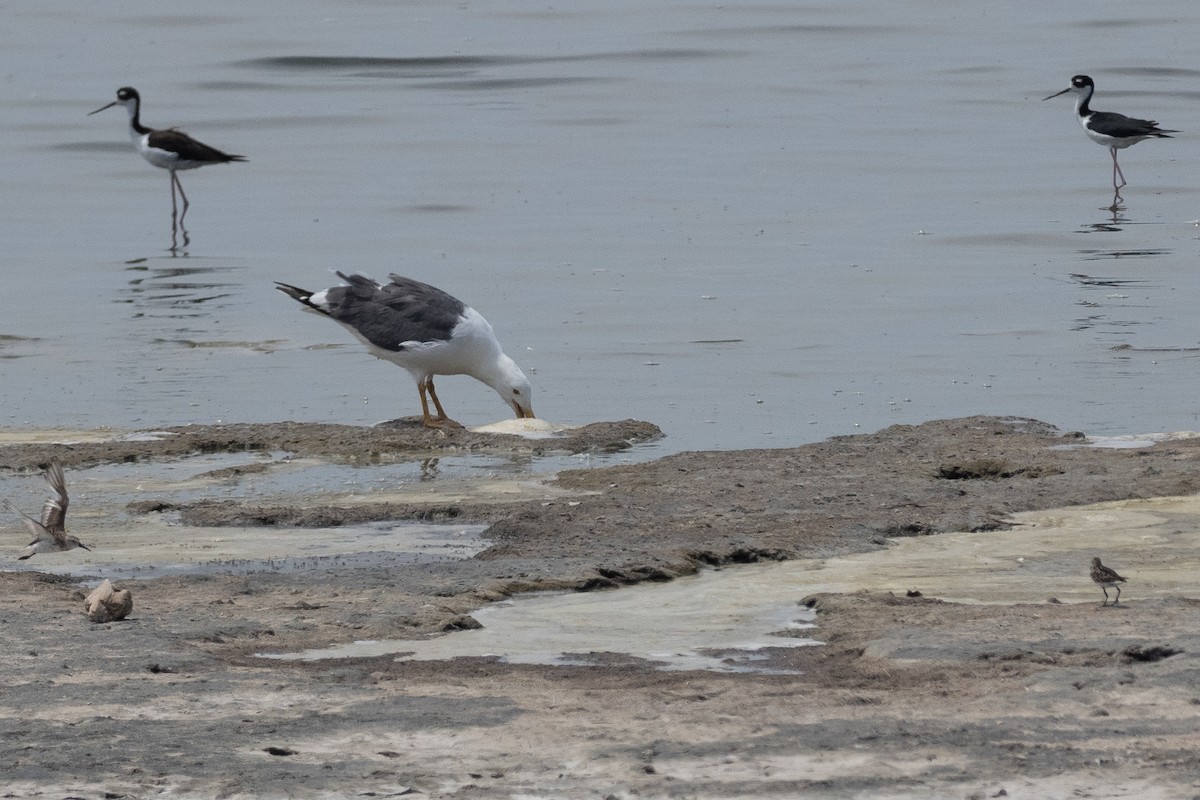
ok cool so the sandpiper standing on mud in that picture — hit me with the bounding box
[1090,557,1127,606]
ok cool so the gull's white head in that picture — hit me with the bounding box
[491,356,534,419]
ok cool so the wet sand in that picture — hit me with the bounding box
[3,415,1200,798]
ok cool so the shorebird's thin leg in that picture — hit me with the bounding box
[1113,585,1121,605]
[169,171,179,232]
[1110,147,1127,189]
[174,172,191,225]
[1100,586,1109,607]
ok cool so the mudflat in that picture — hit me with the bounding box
[2,415,1200,799]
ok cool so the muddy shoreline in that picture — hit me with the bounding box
[3,415,1200,798]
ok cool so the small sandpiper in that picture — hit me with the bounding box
[3,459,90,559]
[1090,557,1127,606]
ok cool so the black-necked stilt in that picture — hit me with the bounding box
[89,86,246,227]
[1044,75,1177,190]
[3,459,90,560]
[275,272,535,429]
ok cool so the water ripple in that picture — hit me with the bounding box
[236,48,730,74]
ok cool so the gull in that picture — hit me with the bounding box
[276,272,535,429]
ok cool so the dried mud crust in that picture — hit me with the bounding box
[7,415,1200,638]
[143,415,1200,573]
[6,415,1200,797]
[480,415,1200,583]
[5,584,1200,797]
[0,418,664,472]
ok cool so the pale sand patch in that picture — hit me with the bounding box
[0,427,132,445]
[469,418,576,438]
[7,514,489,581]
[797,494,1199,605]
[267,494,1200,668]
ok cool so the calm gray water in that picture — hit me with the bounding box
[4,2,1200,459]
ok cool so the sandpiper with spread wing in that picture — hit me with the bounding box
[4,459,90,560]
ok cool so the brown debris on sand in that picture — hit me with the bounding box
[84,579,133,623]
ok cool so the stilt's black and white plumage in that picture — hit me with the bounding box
[4,459,90,560]
[89,87,246,226]
[1044,75,1177,190]
[276,272,535,428]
